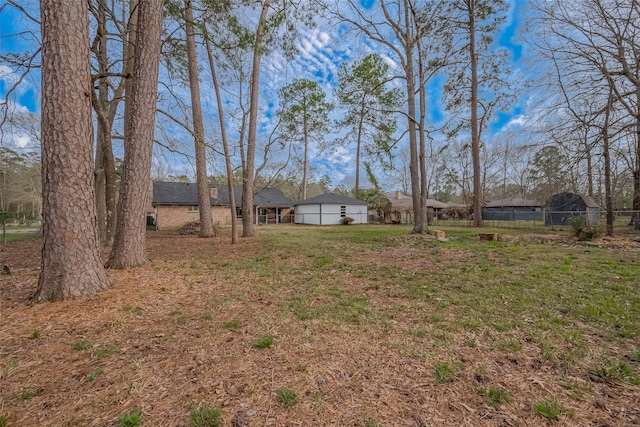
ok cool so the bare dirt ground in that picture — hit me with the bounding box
[0,229,638,426]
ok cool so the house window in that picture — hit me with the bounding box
[188,206,198,212]
[340,205,346,217]
[236,207,242,218]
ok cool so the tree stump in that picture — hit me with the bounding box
[428,230,445,239]
[479,233,499,241]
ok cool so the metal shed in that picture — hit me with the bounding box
[544,192,600,226]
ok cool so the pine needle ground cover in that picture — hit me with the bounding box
[1,225,638,426]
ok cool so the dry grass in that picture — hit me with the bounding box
[0,225,639,426]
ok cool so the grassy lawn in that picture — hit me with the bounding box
[259,225,639,368]
[0,224,638,426]
[0,231,38,243]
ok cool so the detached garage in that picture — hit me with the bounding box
[295,193,368,225]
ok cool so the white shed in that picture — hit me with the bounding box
[294,193,368,225]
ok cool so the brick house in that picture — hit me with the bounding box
[151,181,293,230]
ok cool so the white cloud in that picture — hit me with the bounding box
[328,146,353,164]
[0,65,35,99]
[506,115,527,127]
[14,135,31,148]
[1,100,31,115]
[318,31,330,45]
[379,53,399,71]
[0,65,20,86]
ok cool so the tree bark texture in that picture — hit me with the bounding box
[35,0,111,302]
[185,0,214,237]
[106,0,163,269]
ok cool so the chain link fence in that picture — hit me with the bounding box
[428,209,640,235]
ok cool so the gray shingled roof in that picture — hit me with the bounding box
[485,198,542,208]
[295,193,367,206]
[546,192,600,210]
[254,187,294,208]
[152,181,292,208]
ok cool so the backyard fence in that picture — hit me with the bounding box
[429,209,640,234]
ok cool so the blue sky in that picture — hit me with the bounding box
[0,0,531,189]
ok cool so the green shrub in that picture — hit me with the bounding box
[341,217,354,225]
[569,216,602,241]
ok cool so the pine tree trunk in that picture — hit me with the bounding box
[418,56,429,229]
[355,101,365,196]
[469,0,484,227]
[243,0,271,237]
[35,0,110,302]
[603,91,614,237]
[106,0,163,269]
[205,38,238,243]
[185,0,214,237]
[634,90,640,215]
[402,0,424,233]
[302,118,309,201]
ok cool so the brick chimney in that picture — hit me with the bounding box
[396,190,402,199]
[209,187,218,199]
